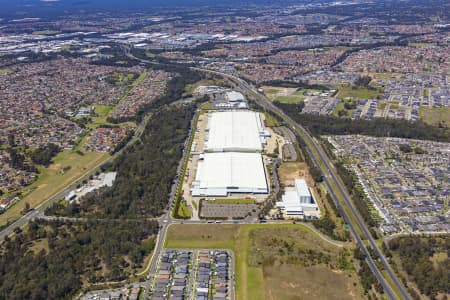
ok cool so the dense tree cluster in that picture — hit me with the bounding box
[30,143,61,166]
[335,161,379,227]
[355,75,373,87]
[274,103,450,142]
[7,148,37,173]
[389,237,450,298]
[47,104,196,219]
[0,219,158,299]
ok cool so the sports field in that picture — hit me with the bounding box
[261,86,305,103]
[165,224,362,300]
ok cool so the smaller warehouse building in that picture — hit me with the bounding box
[191,152,268,197]
[276,179,320,218]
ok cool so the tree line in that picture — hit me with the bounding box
[275,103,450,142]
[46,104,197,219]
[0,219,158,299]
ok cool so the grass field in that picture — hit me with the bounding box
[0,68,12,75]
[274,95,305,103]
[109,72,137,86]
[32,30,61,35]
[0,151,109,226]
[336,85,383,100]
[88,104,114,128]
[261,86,304,103]
[182,79,217,97]
[419,107,450,127]
[332,100,358,117]
[263,113,281,127]
[165,224,362,300]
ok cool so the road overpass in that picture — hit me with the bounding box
[192,67,410,300]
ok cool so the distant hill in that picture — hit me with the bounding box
[0,0,335,18]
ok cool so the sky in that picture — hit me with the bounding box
[0,0,276,16]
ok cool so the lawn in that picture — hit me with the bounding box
[211,199,255,204]
[0,151,109,226]
[200,102,213,111]
[177,201,192,218]
[419,107,450,127]
[165,224,362,300]
[336,85,383,100]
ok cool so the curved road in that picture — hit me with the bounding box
[194,67,410,300]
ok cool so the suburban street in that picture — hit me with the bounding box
[0,111,154,241]
[117,53,411,299]
[193,67,411,300]
[0,52,411,300]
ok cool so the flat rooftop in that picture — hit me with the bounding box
[205,111,264,152]
[191,152,268,197]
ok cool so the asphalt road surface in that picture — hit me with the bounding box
[194,67,410,300]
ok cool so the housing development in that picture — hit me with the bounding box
[0,0,449,300]
[329,135,449,234]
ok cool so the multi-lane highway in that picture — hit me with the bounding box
[125,52,410,298]
[194,67,410,300]
[2,49,410,299]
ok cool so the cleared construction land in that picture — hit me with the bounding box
[165,224,363,300]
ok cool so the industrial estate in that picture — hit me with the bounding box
[0,1,448,300]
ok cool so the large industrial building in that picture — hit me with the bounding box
[205,111,269,152]
[191,152,268,197]
[276,179,319,218]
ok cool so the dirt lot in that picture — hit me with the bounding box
[278,162,313,187]
[264,264,362,300]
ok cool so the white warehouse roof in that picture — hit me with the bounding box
[191,152,268,197]
[205,111,265,152]
[276,179,319,216]
[225,91,245,102]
